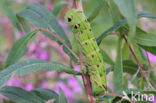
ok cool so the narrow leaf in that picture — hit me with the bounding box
[134,27,156,47]
[31,88,59,103]
[106,60,147,77]
[138,11,156,19]
[139,45,156,56]
[96,19,127,45]
[114,0,137,40]
[113,37,123,92]
[132,42,146,64]
[58,88,68,103]
[0,86,44,103]
[17,3,76,61]
[100,49,114,65]
[0,59,80,88]
[149,71,156,88]
[5,30,39,67]
[17,3,71,48]
[0,0,21,31]
[97,11,156,45]
[88,0,107,22]
[16,15,30,32]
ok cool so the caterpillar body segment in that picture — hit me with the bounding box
[65,9,106,95]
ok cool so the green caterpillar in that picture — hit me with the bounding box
[65,9,106,95]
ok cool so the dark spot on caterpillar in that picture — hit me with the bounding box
[103,85,107,90]
[85,42,88,45]
[100,74,102,77]
[68,17,72,22]
[89,29,92,31]
[97,64,99,67]
[74,24,80,29]
[74,25,78,29]
[91,54,94,58]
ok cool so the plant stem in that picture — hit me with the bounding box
[122,36,154,89]
[36,28,79,60]
[4,18,12,50]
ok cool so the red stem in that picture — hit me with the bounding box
[123,36,154,89]
[73,0,78,9]
[36,28,79,60]
[4,19,12,50]
[79,53,94,103]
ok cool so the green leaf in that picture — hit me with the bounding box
[100,49,114,65]
[122,41,130,60]
[108,0,122,23]
[134,27,156,46]
[97,11,156,45]
[138,11,156,19]
[52,1,67,16]
[16,15,30,32]
[132,42,146,64]
[17,3,75,61]
[0,86,44,103]
[122,60,147,77]
[58,88,68,103]
[17,3,71,48]
[63,46,78,62]
[113,37,123,92]
[114,0,137,40]
[106,60,147,77]
[0,59,80,88]
[96,19,126,45]
[139,45,156,56]
[31,88,59,103]
[106,66,114,74]
[88,0,107,22]
[5,30,39,67]
[0,0,21,31]
[149,71,156,88]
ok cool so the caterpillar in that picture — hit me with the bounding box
[65,9,107,95]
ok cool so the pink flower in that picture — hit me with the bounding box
[24,83,34,91]
[39,51,49,61]
[74,66,81,72]
[67,76,82,93]
[6,76,21,87]
[40,80,47,88]
[55,81,73,101]
[147,52,156,63]
[46,2,54,11]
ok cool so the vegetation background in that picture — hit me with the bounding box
[0,0,155,103]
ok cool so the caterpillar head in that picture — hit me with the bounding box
[65,9,86,32]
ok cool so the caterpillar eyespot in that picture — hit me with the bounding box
[68,17,72,22]
[65,9,107,95]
